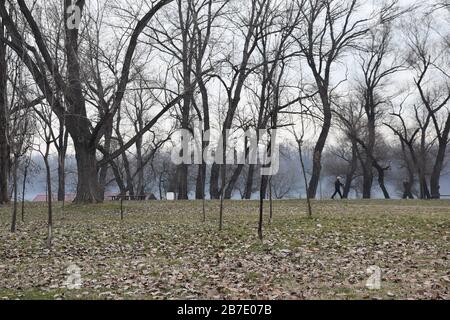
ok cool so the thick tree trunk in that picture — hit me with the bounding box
[73,143,101,203]
[57,118,68,202]
[362,120,375,198]
[419,175,430,200]
[362,165,373,199]
[109,159,127,195]
[430,144,446,199]
[0,18,9,205]
[225,164,243,199]
[362,98,376,199]
[195,163,206,200]
[430,116,450,199]
[177,163,188,200]
[244,164,255,200]
[195,77,210,200]
[57,144,67,202]
[209,163,220,199]
[57,156,65,202]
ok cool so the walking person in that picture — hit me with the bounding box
[331,176,344,200]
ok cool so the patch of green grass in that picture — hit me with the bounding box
[0,199,449,300]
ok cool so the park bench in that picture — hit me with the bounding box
[110,195,147,201]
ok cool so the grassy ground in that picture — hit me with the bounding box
[0,199,449,300]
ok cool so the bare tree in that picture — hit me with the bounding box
[331,99,365,198]
[0,0,178,203]
[355,22,404,198]
[0,13,8,204]
[34,104,57,248]
[404,15,450,198]
[9,103,33,233]
[293,0,402,199]
[208,0,271,201]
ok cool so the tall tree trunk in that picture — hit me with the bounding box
[209,163,220,199]
[219,162,225,231]
[0,17,9,205]
[176,105,189,199]
[419,173,431,199]
[44,153,52,248]
[196,163,206,199]
[308,98,331,199]
[343,140,358,199]
[244,164,255,199]
[225,164,243,199]
[178,163,188,200]
[373,162,390,199]
[430,143,446,199]
[65,0,101,204]
[57,117,68,202]
[362,95,376,199]
[362,117,374,198]
[10,156,18,233]
[98,119,113,200]
[258,174,268,241]
[297,140,313,218]
[268,178,273,223]
[209,163,220,200]
[57,153,65,202]
[109,159,126,195]
[135,135,145,196]
[362,165,373,199]
[195,79,210,200]
[73,142,101,203]
[430,116,450,199]
[21,156,29,222]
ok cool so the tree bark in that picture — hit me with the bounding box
[44,151,52,248]
[57,126,68,202]
[0,17,9,205]
[225,164,243,199]
[209,163,221,199]
[372,162,390,199]
[195,163,206,200]
[343,140,358,199]
[10,156,18,233]
[21,157,29,222]
[244,164,256,200]
[430,115,450,199]
[73,142,101,203]
[258,174,268,241]
[308,97,331,199]
[177,163,189,200]
[362,113,375,199]
[98,117,113,200]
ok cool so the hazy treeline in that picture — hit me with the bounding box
[0,0,449,207]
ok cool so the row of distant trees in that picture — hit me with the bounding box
[0,0,449,210]
[15,139,450,203]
